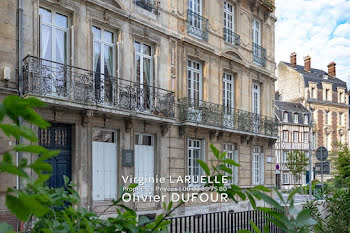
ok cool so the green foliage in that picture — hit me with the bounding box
[331,144,350,187]
[285,151,309,186]
[0,96,318,233]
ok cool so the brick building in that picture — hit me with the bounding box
[277,52,349,180]
[0,0,277,229]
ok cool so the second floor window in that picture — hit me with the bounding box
[282,130,288,142]
[223,72,234,113]
[325,111,329,125]
[252,19,261,46]
[39,7,69,64]
[339,112,343,126]
[93,26,114,77]
[303,132,309,143]
[187,60,202,104]
[293,131,298,142]
[252,83,260,114]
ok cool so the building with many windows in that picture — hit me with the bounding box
[277,52,349,181]
[0,0,276,228]
[274,100,312,190]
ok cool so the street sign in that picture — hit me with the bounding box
[276,164,280,170]
[315,161,330,175]
[316,147,328,161]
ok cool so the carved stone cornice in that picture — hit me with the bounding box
[160,124,171,136]
[81,110,93,127]
[125,117,134,133]
[179,125,188,138]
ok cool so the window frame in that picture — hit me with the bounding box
[293,113,299,123]
[223,72,235,113]
[223,143,238,185]
[187,59,203,103]
[293,131,299,142]
[283,112,288,122]
[187,138,204,186]
[282,130,289,142]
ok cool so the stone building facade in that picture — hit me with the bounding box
[277,53,349,181]
[275,100,312,190]
[0,0,277,228]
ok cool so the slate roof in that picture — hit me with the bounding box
[282,62,347,91]
[275,100,308,125]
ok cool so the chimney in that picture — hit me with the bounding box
[304,55,311,72]
[328,62,336,78]
[290,52,297,68]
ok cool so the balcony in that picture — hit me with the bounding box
[187,9,208,41]
[135,0,158,14]
[23,56,175,119]
[178,98,278,137]
[223,28,241,46]
[259,0,275,11]
[253,43,266,67]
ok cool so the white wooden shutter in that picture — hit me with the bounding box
[260,153,264,185]
[233,150,238,184]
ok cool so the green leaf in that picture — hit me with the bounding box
[219,151,227,160]
[29,161,52,173]
[13,144,48,154]
[250,190,283,211]
[0,223,13,233]
[249,220,261,233]
[253,185,271,193]
[197,159,210,175]
[296,209,317,227]
[5,194,31,221]
[218,164,232,174]
[0,124,37,142]
[167,201,173,211]
[0,162,28,178]
[246,192,256,209]
[210,144,220,159]
[221,158,240,167]
[3,153,13,164]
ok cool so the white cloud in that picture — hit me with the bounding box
[275,0,350,84]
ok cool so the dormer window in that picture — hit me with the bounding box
[293,113,298,123]
[304,114,309,124]
[283,112,288,122]
[311,87,315,99]
[325,88,330,101]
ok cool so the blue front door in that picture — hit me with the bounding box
[39,123,72,188]
[306,171,310,184]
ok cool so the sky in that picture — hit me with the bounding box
[275,0,350,83]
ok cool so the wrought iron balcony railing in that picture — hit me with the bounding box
[223,28,241,46]
[187,9,208,41]
[23,56,175,118]
[178,98,278,137]
[253,43,267,67]
[135,0,158,14]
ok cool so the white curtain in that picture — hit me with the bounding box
[41,25,51,59]
[56,30,65,64]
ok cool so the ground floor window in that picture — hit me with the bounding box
[252,146,264,185]
[223,143,238,184]
[188,139,204,186]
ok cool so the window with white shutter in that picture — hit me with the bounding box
[92,130,117,201]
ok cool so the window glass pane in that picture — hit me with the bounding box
[136,55,141,83]
[134,41,141,53]
[94,42,101,73]
[143,44,151,56]
[104,30,113,43]
[41,25,52,60]
[92,26,101,40]
[104,45,113,76]
[39,7,52,23]
[92,130,115,143]
[55,13,68,28]
[142,135,153,146]
[143,58,151,85]
[55,30,66,64]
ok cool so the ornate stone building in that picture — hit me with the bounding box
[277,52,349,180]
[0,0,276,228]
